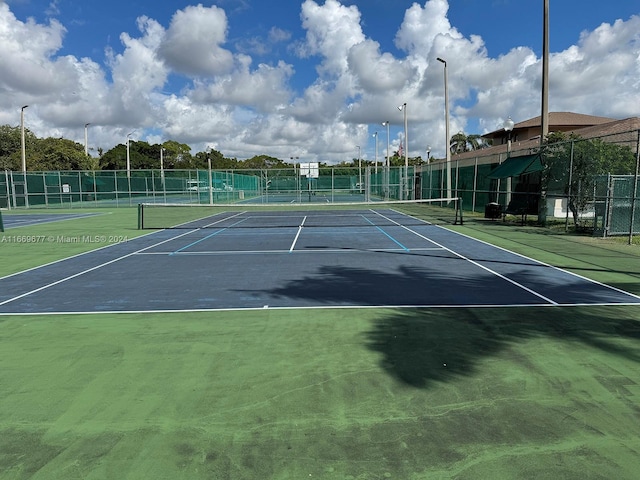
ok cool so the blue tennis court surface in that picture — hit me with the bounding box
[1,208,639,314]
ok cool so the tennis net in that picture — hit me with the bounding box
[137,198,463,230]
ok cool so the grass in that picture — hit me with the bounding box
[1,208,640,479]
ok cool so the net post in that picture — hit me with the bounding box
[137,203,143,230]
[457,197,464,225]
[0,210,4,232]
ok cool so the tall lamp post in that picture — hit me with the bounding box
[126,131,135,178]
[207,149,213,205]
[398,103,408,200]
[84,123,91,157]
[21,105,29,172]
[382,121,390,200]
[160,147,166,189]
[437,57,451,200]
[290,156,299,198]
[372,132,378,175]
[503,116,515,205]
[541,0,549,145]
[356,145,362,192]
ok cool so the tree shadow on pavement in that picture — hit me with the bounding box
[364,306,640,388]
[262,264,640,388]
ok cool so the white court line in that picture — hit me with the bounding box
[0,229,199,307]
[289,215,307,252]
[202,211,246,228]
[3,302,640,316]
[372,209,559,305]
[0,226,156,282]
[441,224,640,303]
[138,246,442,255]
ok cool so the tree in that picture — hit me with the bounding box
[543,132,636,227]
[161,140,193,168]
[100,140,195,170]
[238,155,289,169]
[190,148,224,169]
[31,137,91,171]
[450,132,491,154]
[0,125,38,170]
[99,144,127,170]
[450,132,469,154]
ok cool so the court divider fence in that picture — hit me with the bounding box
[0,167,413,209]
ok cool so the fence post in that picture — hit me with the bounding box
[565,142,574,232]
[2,170,10,210]
[629,130,640,244]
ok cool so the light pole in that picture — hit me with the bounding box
[291,156,299,198]
[426,146,431,162]
[503,116,515,205]
[84,123,90,157]
[541,0,549,145]
[126,131,134,178]
[398,103,408,200]
[207,149,213,205]
[437,57,451,200]
[382,121,390,199]
[20,105,28,172]
[160,147,166,189]
[372,132,378,175]
[356,145,362,192]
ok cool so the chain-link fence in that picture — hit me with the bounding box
[418,129,639,240]
[0,166,416,209]
[593,175,640,237]
[2,129,638,241]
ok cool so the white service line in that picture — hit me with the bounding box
[371,209,559,305]
[289,215,307,252]
[442,224,640,302]
[203,211,246,228]
[0,229,199,307]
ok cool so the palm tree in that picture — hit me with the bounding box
[450,132,491,154]
[450,132,469,154]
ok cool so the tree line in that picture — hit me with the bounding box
[0,125,286,171]
[0,125,496,172]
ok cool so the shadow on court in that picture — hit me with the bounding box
[260,264,640,388]
[365,306,640,388]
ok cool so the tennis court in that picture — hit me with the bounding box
[2,204,640,479]
[1,203,638,314]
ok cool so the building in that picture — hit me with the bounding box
[420,112,640,218]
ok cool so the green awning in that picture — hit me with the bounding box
[487,153,544,179]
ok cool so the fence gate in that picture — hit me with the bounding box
[0,170,11,209]
[599,175,640,236]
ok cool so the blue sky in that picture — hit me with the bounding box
[2,0,639,164]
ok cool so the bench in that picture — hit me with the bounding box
[502,196,529,225]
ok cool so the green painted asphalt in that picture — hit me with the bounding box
[1,208,639,479]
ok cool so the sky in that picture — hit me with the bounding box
[1,0,639,164]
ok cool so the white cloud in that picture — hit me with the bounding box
[189,56,294,113]
[0,0,639,163]
[158,4,233,77]
[0,3,67,95]
[348,40,414,94]
[300,0,365,77]
[550,16,640,118]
